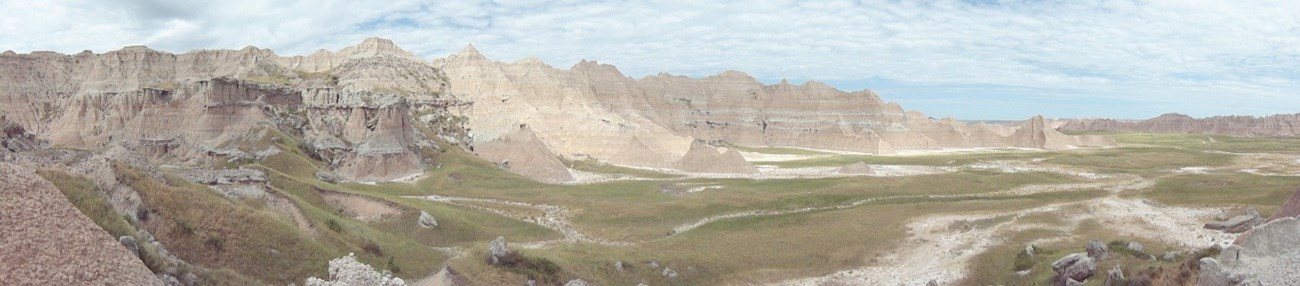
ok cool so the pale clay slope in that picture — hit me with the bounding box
[0,162,161,285]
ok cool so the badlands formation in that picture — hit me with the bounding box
[37,38,1300,286]
[1,38,1113,184]
[1061,113,1300,137]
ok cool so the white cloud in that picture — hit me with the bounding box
[1,0,1297,119]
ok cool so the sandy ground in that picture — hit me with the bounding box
[320,192,401,221]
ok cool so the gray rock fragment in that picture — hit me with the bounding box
[418,211,438,228]
[1085,239,1109,260]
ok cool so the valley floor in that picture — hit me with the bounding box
[25,132,1300,285]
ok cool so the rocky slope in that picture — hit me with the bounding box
[0,162,161,285]
[1059,113,1300,137]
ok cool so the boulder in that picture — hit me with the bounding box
[120,236,139,255]
[926,279,939,286]
[418,211,438,228]
[1197,257,1242,286]
[1160,251,1181,262]
[1085,239,1109,260]
[1126,241,1143,253]
[305,253,406,286]
[662,267,679,278]
[316,171,342,183]
[563,279,588,286]
[1051,253,1096,283]
[1104,265,1125,286]
[1206,209,1262,233]
[488,236,510,264]
[614,260,628,272]
[1202,217,1300,285]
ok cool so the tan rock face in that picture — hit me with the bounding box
[436,47,1117,177]
[0,162,162,285]
[0,39,458,182]
[1060,113,1300,137]
[1,38,1116,183]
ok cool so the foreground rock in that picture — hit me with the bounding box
[488,236,511,265]
[1205,208,1262,233]
[1085,239,1110,260]
[1104,266,1125,286]
[0,163,161,285]
[1198,217,1300,285]
[306,253,405,286]
[418,211,439,228]
[1051,253,1096,285]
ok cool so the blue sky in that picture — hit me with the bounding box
[2,0,1298,120]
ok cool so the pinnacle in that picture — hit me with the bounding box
[461,43,482,55]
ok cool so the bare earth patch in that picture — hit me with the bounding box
[319,191,402,221]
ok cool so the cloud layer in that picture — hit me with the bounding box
[2,0,1297,119]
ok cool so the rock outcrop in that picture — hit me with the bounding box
[3,38,1117,184]
[1198,217,1300,285]
[1051,253,1096,285]
[1,38,463,182]
[1060,113,1300,137]
[0,162,161,285]
[1011,116,1116,150]
[435,46,1116,181]
[488,236,511,265]
[1205,208,1263,234]
[418,211,438,228]
[305,253,406,286]
[1,112,43,154]
[674,140,758,174]
[1085,239,1110,260]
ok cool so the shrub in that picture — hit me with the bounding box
[362,239,383,256]
[326,219,343,233]
[493,252,562,284]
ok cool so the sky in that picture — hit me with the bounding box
[2,0,1298,120]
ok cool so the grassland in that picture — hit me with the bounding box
[41,131,1300,285]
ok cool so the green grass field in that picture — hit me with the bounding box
[41,131,1300,285]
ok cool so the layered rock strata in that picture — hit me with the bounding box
[1060,113,1300,137]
